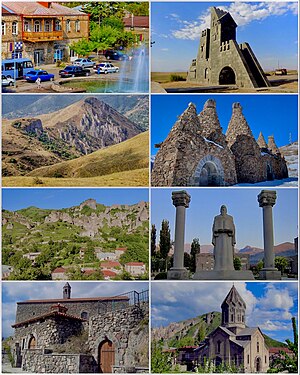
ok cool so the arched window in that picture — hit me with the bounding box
[257,341,260,352]
[28,335,36,349]
[81,311,89,319]
[75,20,80,32]
[2,21,6,35]
[66,19,71,32]
[12,21,18,35]
[44,20,51,32]
[55,19,61,31]
[34,20,41,32]
[24,20,30,32]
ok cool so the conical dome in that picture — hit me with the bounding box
[170,102,201,135]
[221,285,246,331]
[257,132,268,149]
[268,135,280,154]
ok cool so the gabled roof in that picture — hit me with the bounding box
[2,2,86,16]
[17,296,129,304]
[123,16,149,28]
[211,7,237,27]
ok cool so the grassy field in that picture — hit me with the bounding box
[3,131,149,187]
[2,168,149,187]
[151,72,187,83]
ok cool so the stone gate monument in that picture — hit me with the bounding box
[187,7,270,88]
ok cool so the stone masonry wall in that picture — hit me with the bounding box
[16,300,129,323]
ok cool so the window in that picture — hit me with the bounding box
[44,20,51,32]
[265,355,267,364]
[216,340,221,353]
[12,21,18,35]
[75,19,80,32]
[247,354,250,364]
[231,314,234,322]
[66,19,71,32]
[2,21,6,35]
[34,20,41,32]
[81,311,89,319]
[257,341,260,352]
[55,19,61,31]
[24,21,30,32]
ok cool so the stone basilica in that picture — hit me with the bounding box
[197,285,269,372]
[151,99,288,186]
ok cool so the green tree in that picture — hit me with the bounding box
[184,252,191,269]
[151,340,172,373]
[159,220,171,259]
[190,238,200,273]
[151,224,157,257]
[196,322,207,344]
[234,256,242,270]
[275,256,289,275]
[69,38,94,57]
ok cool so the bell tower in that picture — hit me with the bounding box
[63,282,71,299]
[221,285,246,334]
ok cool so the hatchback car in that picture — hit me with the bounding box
[24,70,55,82]
[94,62,119,74]
[2,74,15,86]
[73,58,94,68]
[104,50,129,61]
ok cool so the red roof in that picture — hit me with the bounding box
[101,261,121,269]
[2,2,85,16]
[52,267,66,273]
[83,270,96,275]
[125,262,145,266]
[12,310,87,328]
[123,16,149,28]
[102,270,117,277]
[116,247,127,251]
[269,347,293,354]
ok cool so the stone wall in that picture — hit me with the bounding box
[16,300,129,323]
[22,350,97,373]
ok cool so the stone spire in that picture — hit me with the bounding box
[226,102,255,148]
[198,99,227,146]
[63,282,71,299]
[170,102,201,135]
[257,131,268,149]
[268,135,280,154]
[221,285,246,333]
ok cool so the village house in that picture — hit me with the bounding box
[51,266,67,280]
[1,1,89,64]
[125,262,146,276]
[123,12,149,44]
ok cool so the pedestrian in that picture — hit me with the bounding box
[36,77,41,89]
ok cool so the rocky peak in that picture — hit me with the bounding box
[226,102,255,148]
[268,135,280,154]
[12,118,43,136]
[257,131,268,149]
[79,199,97,210]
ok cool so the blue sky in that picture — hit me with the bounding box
[151,188,298,248]
[151,94,298,155]
[151,2,298,72]
[2,188,149,211]
[151,281,298,343]
[2,282,148,338]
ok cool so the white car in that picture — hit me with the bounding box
[73,58,94,68]
[2,74,15,87]
[94,62,119,74]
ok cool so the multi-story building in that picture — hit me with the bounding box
[2,1,89,64]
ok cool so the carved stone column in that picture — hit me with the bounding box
[167,190,191,280]
[258,190,281,280]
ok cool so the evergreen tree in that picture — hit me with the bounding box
[233,256,242,270]
[159,220,171,259]
[190,238,200,273]
[151,224,157,257]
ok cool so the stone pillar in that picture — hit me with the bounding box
[167,190,191,280]
[258,190,281,280]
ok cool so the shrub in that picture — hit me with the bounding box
[170,74,185,82]
[33,177,44,185]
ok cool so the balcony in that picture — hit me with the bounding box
[23,30,63,42]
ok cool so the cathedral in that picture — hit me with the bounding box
[151,99,288,186]
[197,285,269,372]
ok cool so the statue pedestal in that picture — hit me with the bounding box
[259,268,281,280]
[193,270,255,280]
[167,268,189,280]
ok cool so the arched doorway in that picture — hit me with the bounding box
[99,339,115,373]
[255,357,261,372]
[28,336,36,349]
[267,164,274,180]
[191,155,225,186]
[219,67,236,84]
[215,356,222,367]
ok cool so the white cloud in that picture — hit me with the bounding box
[170,2,298,41]
[161,48,169,52]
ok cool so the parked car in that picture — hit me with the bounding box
[24,70,55,82]
[94,62,119,74]
[104,50,129,61]
[275,68,287,76]
[73,58,94,68]
[59,66,91,78]
[2,74,15,86]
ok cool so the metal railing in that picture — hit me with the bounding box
[97,290,149,314]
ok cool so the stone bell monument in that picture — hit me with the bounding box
[193,205,254,280]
